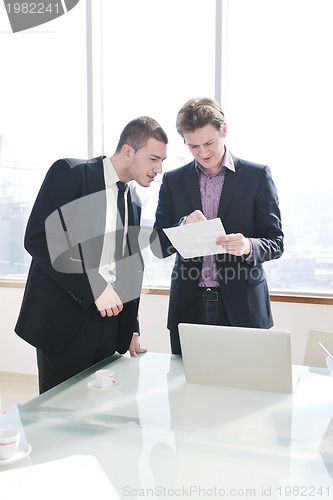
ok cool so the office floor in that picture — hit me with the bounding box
[0,372,39,414]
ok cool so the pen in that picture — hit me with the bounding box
[319,342,333,360]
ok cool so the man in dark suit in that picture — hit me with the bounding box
[15,116,168,392]
[152,98,284,354]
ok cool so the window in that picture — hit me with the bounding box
[1,0,332,297]
[224,0,333,295]
[101,0,216,287]
[101,0,333,295]
[0,1,87,279]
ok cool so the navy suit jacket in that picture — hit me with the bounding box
[153,156,284,347]
[15,156,142,353]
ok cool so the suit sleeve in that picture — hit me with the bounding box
[24,159,107,309]
[151,172,179,259]
[248,165,284,266]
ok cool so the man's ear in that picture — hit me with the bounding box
[221,122,227,138]
[121,144,134,161]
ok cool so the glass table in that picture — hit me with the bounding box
[1,352,333,499]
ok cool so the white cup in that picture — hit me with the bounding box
[95,369,115,388]
[0,426,20,460]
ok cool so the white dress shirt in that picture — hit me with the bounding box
[98,157,129,285]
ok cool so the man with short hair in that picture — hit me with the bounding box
[153,97,283,354]
[16,116,168,392]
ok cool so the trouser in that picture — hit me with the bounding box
[170,287,232,355]
[37,314,120,394]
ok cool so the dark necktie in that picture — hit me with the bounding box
[116,181,127,260]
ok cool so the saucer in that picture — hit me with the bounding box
[0,442,32,466]
[87,379,121,391]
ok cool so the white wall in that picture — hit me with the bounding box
[0,287,38,375]
[0,287,332,375]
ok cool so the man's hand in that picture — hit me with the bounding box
[129,332,147,357]
[94,284,123,317]
[216,233,251,257]
[183,209,207,224]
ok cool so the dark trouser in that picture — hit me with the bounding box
[171,287,231,355]
[37,313,120,394]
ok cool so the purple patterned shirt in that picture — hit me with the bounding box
[197,148,235,288]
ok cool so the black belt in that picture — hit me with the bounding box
[197,287,221,301]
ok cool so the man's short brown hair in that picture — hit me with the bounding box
[176,97,225,138]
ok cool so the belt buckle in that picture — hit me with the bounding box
[203,288,218,301]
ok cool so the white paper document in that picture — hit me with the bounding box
[163,217,226,259]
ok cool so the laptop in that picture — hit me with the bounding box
[178,323,294,394]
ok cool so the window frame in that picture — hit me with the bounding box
[1,0,333,303]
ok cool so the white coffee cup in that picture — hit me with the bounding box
[95,369,115,388]
[0,426,20,460]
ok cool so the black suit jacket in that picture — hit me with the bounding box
[152,156,284,347]
[15,156,143,353]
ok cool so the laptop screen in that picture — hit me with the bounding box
[178,323,293,394]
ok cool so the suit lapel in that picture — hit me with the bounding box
[128,185,140,227]
[86,156,106,193]
[126,185,142,257]
[85,156,106,230]
[83,156,107,262]
[218,158,245,219]
[183,161,203,212]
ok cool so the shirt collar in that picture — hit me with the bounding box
[195,147,235,175]
[222,147,235,172]
[103,156,121,189]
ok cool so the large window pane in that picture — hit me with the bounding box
[2,0,332,297]
[102,0,216,286]
[0,1,87,279]
[224,0,333,294]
